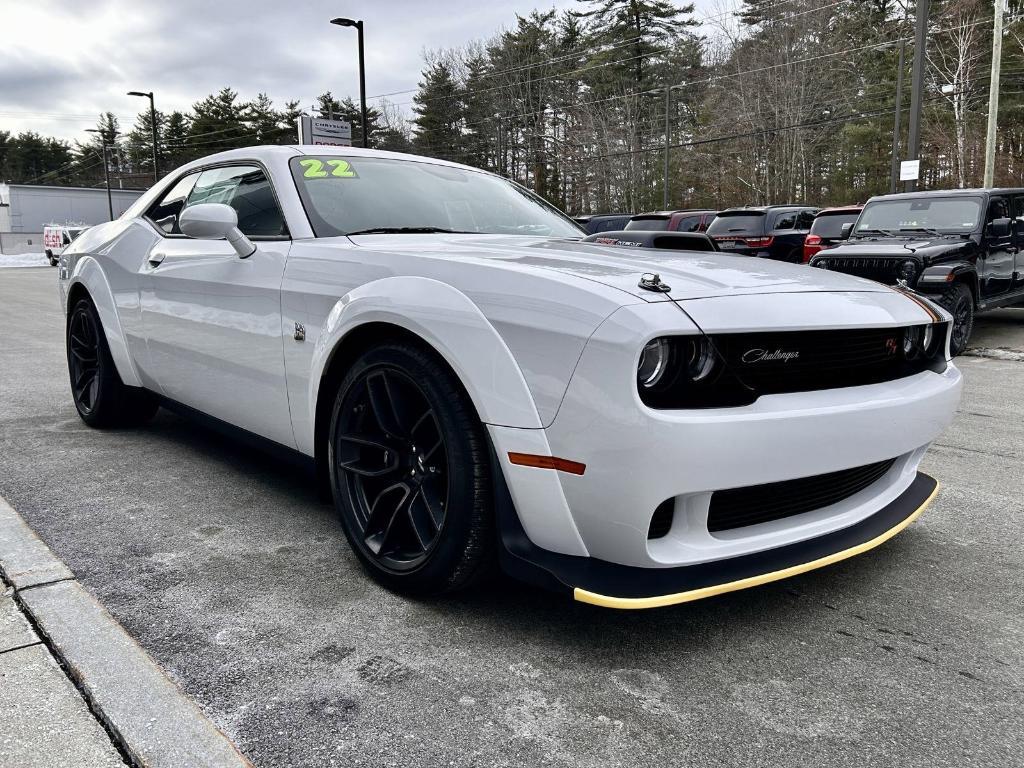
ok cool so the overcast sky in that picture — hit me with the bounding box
[1,0,719,143]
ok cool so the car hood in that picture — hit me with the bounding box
[347,233,890,300]
[821,237,974,260]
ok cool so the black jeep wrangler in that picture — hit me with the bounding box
[809,189,1024,355]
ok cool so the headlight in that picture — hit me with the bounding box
[683,337,716,382]
[903,322,944,363]
[900,259,917,280]
[638,338,671,388]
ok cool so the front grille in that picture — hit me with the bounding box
[716,326,940,395]
[819,257,902,284]
[707,458,897,532]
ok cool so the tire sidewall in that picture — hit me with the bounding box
[67,298,113,426]
[327,344,490,593]
[944,283,974,356]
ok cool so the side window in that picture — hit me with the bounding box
[796,210,816,229]
[145,172,200,234]
[987,198,1008,223]
[1012,197,1024,237]
[187,165,288,237]
[674,215,702,232]
[774,212,796,230]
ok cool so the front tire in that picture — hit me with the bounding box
[939,282,974,357]
[67,296,158,428]
[328,342,494,596]
[46,250,57,267]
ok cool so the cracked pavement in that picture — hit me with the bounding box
[0,267,1021,767]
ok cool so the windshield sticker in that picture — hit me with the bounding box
[299,158,358,179]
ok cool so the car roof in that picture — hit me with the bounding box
[864,188,1024,203]
[633,209,717,217]
[815,205,863,215]
[173,144,490,176]
[718,204,817,213]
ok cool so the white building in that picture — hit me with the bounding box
[0,183,145,254]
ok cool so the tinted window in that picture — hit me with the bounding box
[290,156,582,238]
[673,215,702,232]
[810,211,860,239]
[188,165,287,237]
[146,172,200,234]
[796,210,816,229]
[625,217,670,231]
[706,213,766,236]
[596,218,629,232]
[774,213,796,230]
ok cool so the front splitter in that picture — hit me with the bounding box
[495,465,939,610]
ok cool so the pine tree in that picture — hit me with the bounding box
[412,60,463,161]
[188,88,250,154]
[244,93,281,144]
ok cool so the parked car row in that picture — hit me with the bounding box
[578,188,1024,353]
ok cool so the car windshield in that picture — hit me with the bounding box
[810,212,860,239]
[289,155,583,238]
[705,213,765,236]
[625,217,670,231]
[854,197,982,235]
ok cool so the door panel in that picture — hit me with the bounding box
[1012,196,1024,290]
[981,197,1014,299]
[139,238,294,447]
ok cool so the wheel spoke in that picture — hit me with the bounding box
[406,488,434,550]
[366,371,408,438]
[336,433,400,477]
[417,478,446,530]
[412,410,444,463]
[363,482,411,556]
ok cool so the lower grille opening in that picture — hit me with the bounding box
[707,458,897,533]
[648,498,675,539]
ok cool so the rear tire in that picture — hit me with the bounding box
[46,250,57,267]
[328,342,494,596]
[67,296,158,428]
[939,282,974,357]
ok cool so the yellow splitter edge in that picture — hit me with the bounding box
[574,481,940,610]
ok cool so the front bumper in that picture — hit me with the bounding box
[497,470,938,609]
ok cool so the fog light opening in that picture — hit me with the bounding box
[648,498,675,539]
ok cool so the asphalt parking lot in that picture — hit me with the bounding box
[1,266,1022,767]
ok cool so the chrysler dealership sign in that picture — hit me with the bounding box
[297,116,352,147]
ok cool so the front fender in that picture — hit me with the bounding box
[307,276,544,440]
[916,262,978,298]
[64,256,142,388]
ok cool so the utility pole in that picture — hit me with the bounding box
[890,39,907,194]
[983,0,1006,188]
[906,0,929,193]
[663,87,672,209]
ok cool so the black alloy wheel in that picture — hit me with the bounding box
[942,282,974,357]
[66,296,158,428]
[329,343,494,595]
[68,302,101,415]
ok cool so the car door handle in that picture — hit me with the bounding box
[148,250,167,267]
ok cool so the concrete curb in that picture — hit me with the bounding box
[0,496,252,768]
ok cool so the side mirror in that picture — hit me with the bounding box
[179,203,256,258]
[840,222,854,240]
[989,217,1012,239]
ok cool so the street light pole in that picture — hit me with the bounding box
[983,0,1006,188]
[889,39,906,194]
[906,0,929,192]
[330,17,369,148]
[128,90,159,184]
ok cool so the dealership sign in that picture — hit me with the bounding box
[297,116,352,147]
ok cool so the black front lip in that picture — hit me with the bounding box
[494,461,938,609]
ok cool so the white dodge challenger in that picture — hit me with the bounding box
[58,146,962,609]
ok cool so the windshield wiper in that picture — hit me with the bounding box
[898,226,943,236]
[344,226,472,236]
[855,227,898,237]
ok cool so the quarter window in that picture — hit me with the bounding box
[774,213,796,230]
[796,210,816,229]
[674,215,702,232]
[187,165,288,237]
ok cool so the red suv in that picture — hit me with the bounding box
[803,206,863,262]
